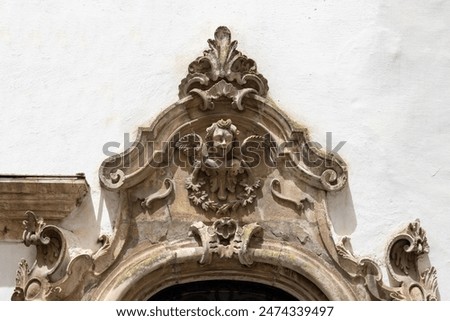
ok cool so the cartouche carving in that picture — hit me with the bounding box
[177,119,266,215]
[188,217,261,266]
[99,27,348,194]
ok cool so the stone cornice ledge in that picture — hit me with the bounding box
[0,174,89,241]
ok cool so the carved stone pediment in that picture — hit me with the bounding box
[11,27,439,301]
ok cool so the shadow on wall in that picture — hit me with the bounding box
[327,185,357,236]
[59,192,102,251]
[0,243,36,288]
[96,188,122,235]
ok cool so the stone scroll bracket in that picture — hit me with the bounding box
[335,220,439,301]
[270,178,314,213]
[386,220,439,300]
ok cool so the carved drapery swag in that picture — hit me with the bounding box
[12,27,439,301]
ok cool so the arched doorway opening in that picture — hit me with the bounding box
[88,240,360,301]
[148,280,298,301]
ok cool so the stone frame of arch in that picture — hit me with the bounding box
[10,27,439,301]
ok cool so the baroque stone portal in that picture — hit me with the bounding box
[10,26,439,301]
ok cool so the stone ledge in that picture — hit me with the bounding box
[0,174,89,241]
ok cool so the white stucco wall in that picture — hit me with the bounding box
[1,0,449,300]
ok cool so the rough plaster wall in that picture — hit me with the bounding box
[0,0,449,300]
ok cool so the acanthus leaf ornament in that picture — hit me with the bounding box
[11,259,29,301]
[179,26,268,105]
[22,210,47,247]
[419,267,439,301]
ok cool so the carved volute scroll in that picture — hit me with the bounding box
[12,211,94,301]
[12,26,439,301]
[386,220,439,300]
[335,220,439,301]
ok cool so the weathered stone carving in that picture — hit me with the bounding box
[99,29,347,194]
[9,26,439,302]
[270,178,313,212]
[188,217,261,266]
[22,211,66,278]
[12,211,94,301]
[11,259,29,301]
[388,220,427,276]
[179,26,268,100]
[141,178,175,210]
[335,220,439,301]
[177,119,269,215]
